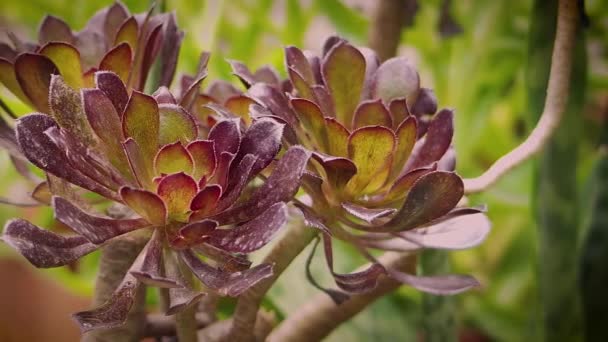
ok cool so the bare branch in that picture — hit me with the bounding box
[463,0,580,194]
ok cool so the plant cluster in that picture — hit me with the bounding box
[0,2,490,338]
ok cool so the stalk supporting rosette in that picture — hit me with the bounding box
[0,63,310,334]
[240,36,491,301]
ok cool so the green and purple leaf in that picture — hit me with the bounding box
[120,187,167,225]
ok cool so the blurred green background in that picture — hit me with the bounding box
[0,0,607,341]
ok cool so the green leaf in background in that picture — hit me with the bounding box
[527,0,587,341]
[314,0,368,42]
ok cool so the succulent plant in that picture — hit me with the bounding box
[0,1,184,114]
[0,67,310,331]
[237,36,491,300]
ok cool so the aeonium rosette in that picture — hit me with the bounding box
[239,37,491,301]
[0,70,310,332]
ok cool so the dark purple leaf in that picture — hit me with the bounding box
[322,234,386,293]
[16,114,119,200]
[180,250,274,296]
[131,230,183,288]
[153,86,177,104]
[380,171,464,232]
[207,202,287,253]
[49,75,96,146]
[247,83,299,127]
[207,119,241,157]
[215,146,310,224]
[410,88,438,116]
[1,219,97,268]
[405,109,454,171]
[229,60,256,88]
[157,12,184,88]
[164,250,205,315]
[53,196,148,245]
[95,71,129,114]
[311,152,357,190]
[294,202,331,235]
[285,46,315,84]
[179,52,209,111]
[232,117,284,176]
[14,53,58,112]
[38,15,74,45]
[218,154,257,210]
[170,219,218,249]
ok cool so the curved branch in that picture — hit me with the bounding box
[266,252,416,342]
[463,0,580,194]
[226,219,317,341]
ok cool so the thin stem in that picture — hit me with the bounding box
[176,305,198,342]
[367,0,419,61]
[226,219,317,341]
[267,252,416,342]
[83,234,148,342]
[462,0,580,194]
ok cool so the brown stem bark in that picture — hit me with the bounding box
[226,220,317,341]
[267,252,416,342]
[368,0,418,61]
[463,0,580,194]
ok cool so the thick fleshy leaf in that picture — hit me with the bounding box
[0,58,31,105]
[371,57,420,105]
[170,219,218,249]
[225,95,256,125]
[291,98,327,151]
[288,67,314,100]
[95,71,129,114]
[99,42,133,83]
[217,146,310,225]
[253,66,280,85]
[49,75,96,146]
[189,185,222,220]
[341,202,396,224]
[82,88,129,169]
[311,153,357,191]
[346,126,395,194]
[103,2,130,45]
[247,83,299,127]
[311,85,334,117]
[405,109,454,171]
[14,53,58,112]
[157,172,198,220]
[120,187,167,225]
[388,98,410,127]
[381,171,464,232]
[1,219,97,268]
[157,13,184,88]
[233,117,284,176]
[0,43,16,61]
[53,197,148,245]
[73,251,144,332]
[322,43,365,123]
[16,114,118,199]
[229,60,256,88]
[114,16,139,49]
[209,151,235,189]
[165,250,205,315]
[352,99,392,129]
[136,23,163,90]
[294,202,331,235]
[383,164,437,203]
[285,46,315,84]
[359,47,380,100]
[411,88,438,116]
[131,231,182,288]
[387,270,480,295]
[158,104,198,146]
[324,117,349,157]
[207,119,241,157]
[38,15,73,45]
[74,29,106,71]
[122,91,159,162]
[187,140,216,180]
[180,250,274,296]
[44,126,125,191]
[153,86,177,104]
[218,154,257,210]
[390,116,417,179]
[154,142,194,175]
[123,138,154,189]
[207,202,287,253]
[179,51,209,110]
[397,212,491,250]
[323,234,386,293]
[40,42,83,89]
